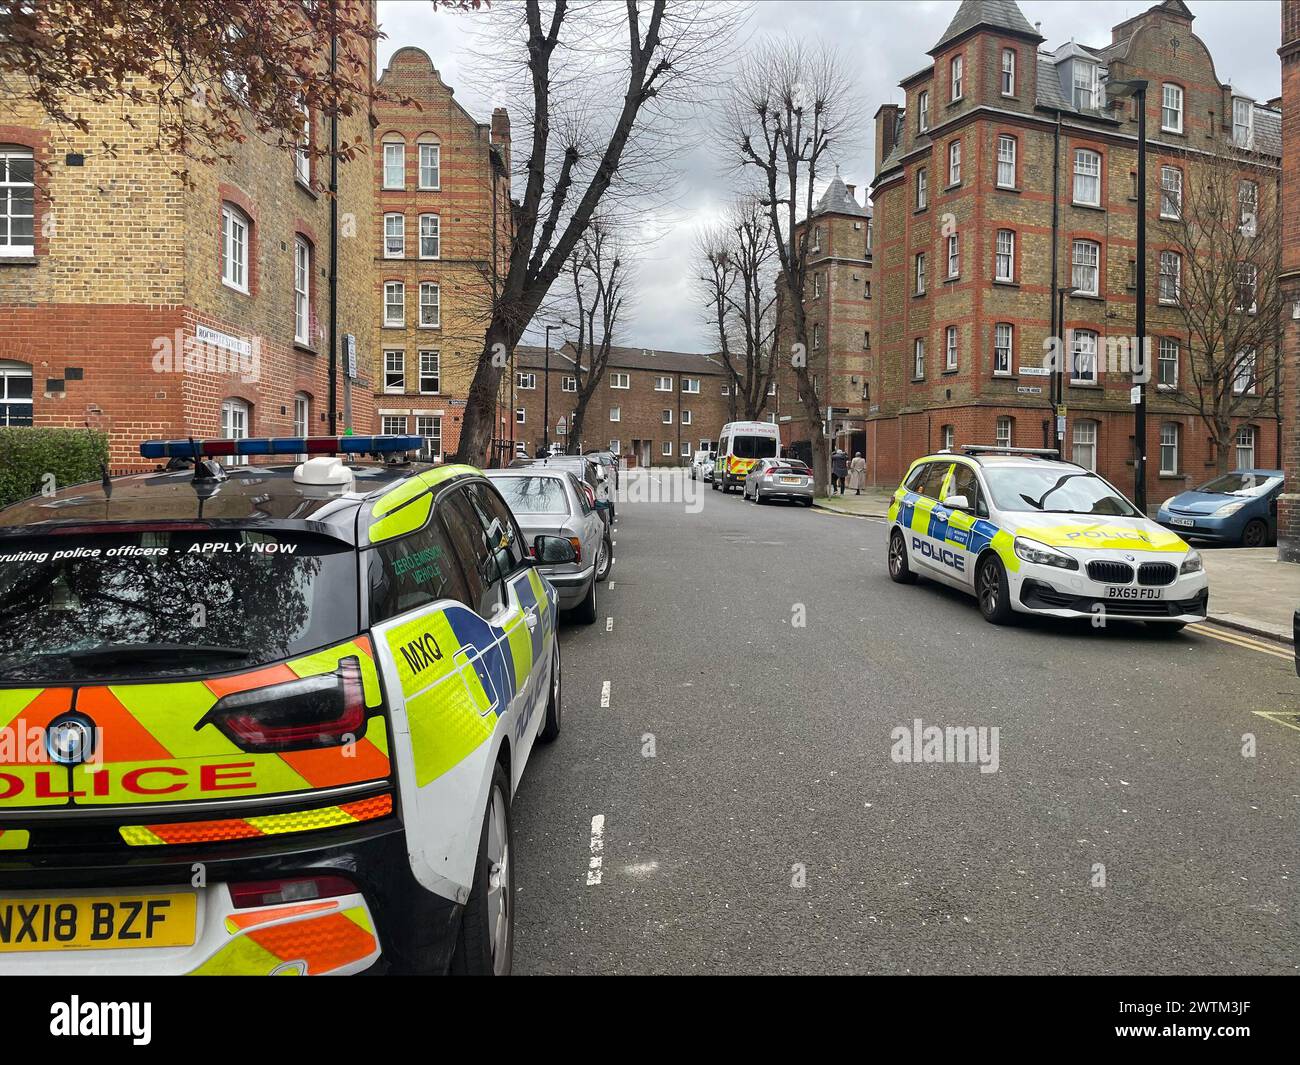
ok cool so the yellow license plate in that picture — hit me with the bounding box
[0,892,197,952]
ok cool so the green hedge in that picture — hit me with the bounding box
[0,428,110,509]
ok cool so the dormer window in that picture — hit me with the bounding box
[1072,61,1099,110]
[1232,97,1254,148]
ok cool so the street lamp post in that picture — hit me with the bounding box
[544,324,554,457]
[1108,77,1150,510]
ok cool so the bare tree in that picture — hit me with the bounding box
[564,220,627,452]
[695,195,778,420]
[721,37,855,491]
[451,0,738,463]
[1162,147,1280,473]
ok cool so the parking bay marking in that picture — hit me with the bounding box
[587,815,605,886]
[605,617,613,632]
[1252,710,1300,734]
[1190,624,1292,661]
[600,680,611,707]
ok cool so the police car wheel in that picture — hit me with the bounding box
[573,571,598,624]
[976,554,1013,624]
[888,530,918,584]
[451,765,514,975]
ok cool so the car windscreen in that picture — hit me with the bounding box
[981,467,1140,517]
[491,475,571,516]
[733,435,778,460]
[1196,472,1281,497]
[0,530,358,682]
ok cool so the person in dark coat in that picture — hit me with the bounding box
[830,447,849,495]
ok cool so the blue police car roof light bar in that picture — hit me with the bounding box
[139,435,424,460]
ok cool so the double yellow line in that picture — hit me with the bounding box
[1189,622,1293,661]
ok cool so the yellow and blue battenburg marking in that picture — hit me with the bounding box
[891,486,1019,571]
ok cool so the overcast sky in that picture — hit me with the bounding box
[376,0,1281,354]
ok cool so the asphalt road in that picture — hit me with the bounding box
[512,469,1300,974]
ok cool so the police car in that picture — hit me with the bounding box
[886,446,1209,628]
[0,435,570,975]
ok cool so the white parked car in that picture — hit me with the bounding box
[690,450,714,481]
[886,446,1208,629]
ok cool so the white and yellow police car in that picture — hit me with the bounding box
[887,446,1209,628]
[0,435,569,975]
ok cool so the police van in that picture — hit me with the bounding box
[712,421,781,494]
[0,435,570,975]
[887,445,1209,627]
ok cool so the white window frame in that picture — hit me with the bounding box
[418,349,440,394]
[221,203,250,293]
[917,90,929,133]
[1235,425,1256,470]
[682,377,700,394]
[915,253,926,295]
[948,139,961,186]
[609,372,630,390]
[916,167,927,210]
[418,282,440,328]
[382,415,408,436]
[609,406,621,422]
[682,409,692,426]
[994,323,1013,376]
[995,229,1015,282]
[942,425,955,451]
[1001,48,1016,96]
[1072,61,1098,110]
[416,414,442,460]
[1159,251,1181,304]
[947,233,959,278]
[662,441,673,457]
[1071,239,1100,296]
[384,213,405,259]
[515,407,526,425]
[294,237,311,345]
[293,392,310,437]
[1070,329,1099,384]
[1157,336,1179,390]
[1072,149,1100,206]
[295,101,311,186]
[0,148,36,256]
[1072,419,1097,471]
[996,416,1013,449]
[1233,348,1257,395]
[609,439,621,455]
[516,372,536,390]
[951,54,963,101]
[384,349,405,393]
[996,135,1016,189]
[383,140,405,190]
[654,376,673,392]
[913,338,925,379]
[221,398,251,464]
[418,214,440,260]
[661,409,673,425]
[562,376,577,392]
[1161,83,1184,134]
[1160,166,1182,220]
[418,142,441,190]
[945,325,958,371]
[383,281,405,327]
[1232,98,1253,149]
[1160,423,1180,475]
[1235,261,1258,315]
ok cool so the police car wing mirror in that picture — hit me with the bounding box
[942,494,972,512]
[533,535,578,564]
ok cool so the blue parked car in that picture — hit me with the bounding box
[1156,469,1283,547]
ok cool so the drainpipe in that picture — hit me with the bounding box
[1047,110,1062,448]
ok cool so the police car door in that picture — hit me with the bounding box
[910,461,960,581]
[941,462,983,589]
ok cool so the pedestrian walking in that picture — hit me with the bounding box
[830,447,848,495]
[849,451,867,495]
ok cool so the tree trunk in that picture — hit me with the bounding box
[569,403,588,456]
[456,322,513,466]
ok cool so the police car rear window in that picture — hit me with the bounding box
[0,530,358,682]
[732,435,778,460]
[492,475,571,515]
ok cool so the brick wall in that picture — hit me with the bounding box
[1280,0,1300,560]
[371,47,512,463]
[865,2,1280,495]
[0,11,378,469]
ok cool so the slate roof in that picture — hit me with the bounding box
[931,0,1042,54]
[813,174,870,218]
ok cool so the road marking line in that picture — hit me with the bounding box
[586,815,605,885]
[1252,711,1300,734]
[1191,624,1292,660]
[605,617,613,631]
[608,581,615,588]
[600,680,611,707]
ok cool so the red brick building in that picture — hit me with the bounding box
[773,173,874,465]
[865,0,1280,496]
[371,47,515,463]
[512,343,732,466]
[0,5,379,468]
[1279,1,1300,561]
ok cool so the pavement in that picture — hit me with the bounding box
[813,490,1298,646]
[513,470,1300,974]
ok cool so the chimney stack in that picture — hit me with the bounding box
[874,104,901,173]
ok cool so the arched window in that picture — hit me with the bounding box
[221,203,251,292]
[0,360,33,426]
[382,136,406,190]
[418,138,441,190]
[293,392,311,437]
[294,237,312,345]
[0,147,35,256]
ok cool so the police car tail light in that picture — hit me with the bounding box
[204,657,368,752]
[1013,536,1079,571]
[229,874,358,909]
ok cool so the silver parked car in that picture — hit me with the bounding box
[742,457,814,506]
[486,468,607,623]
